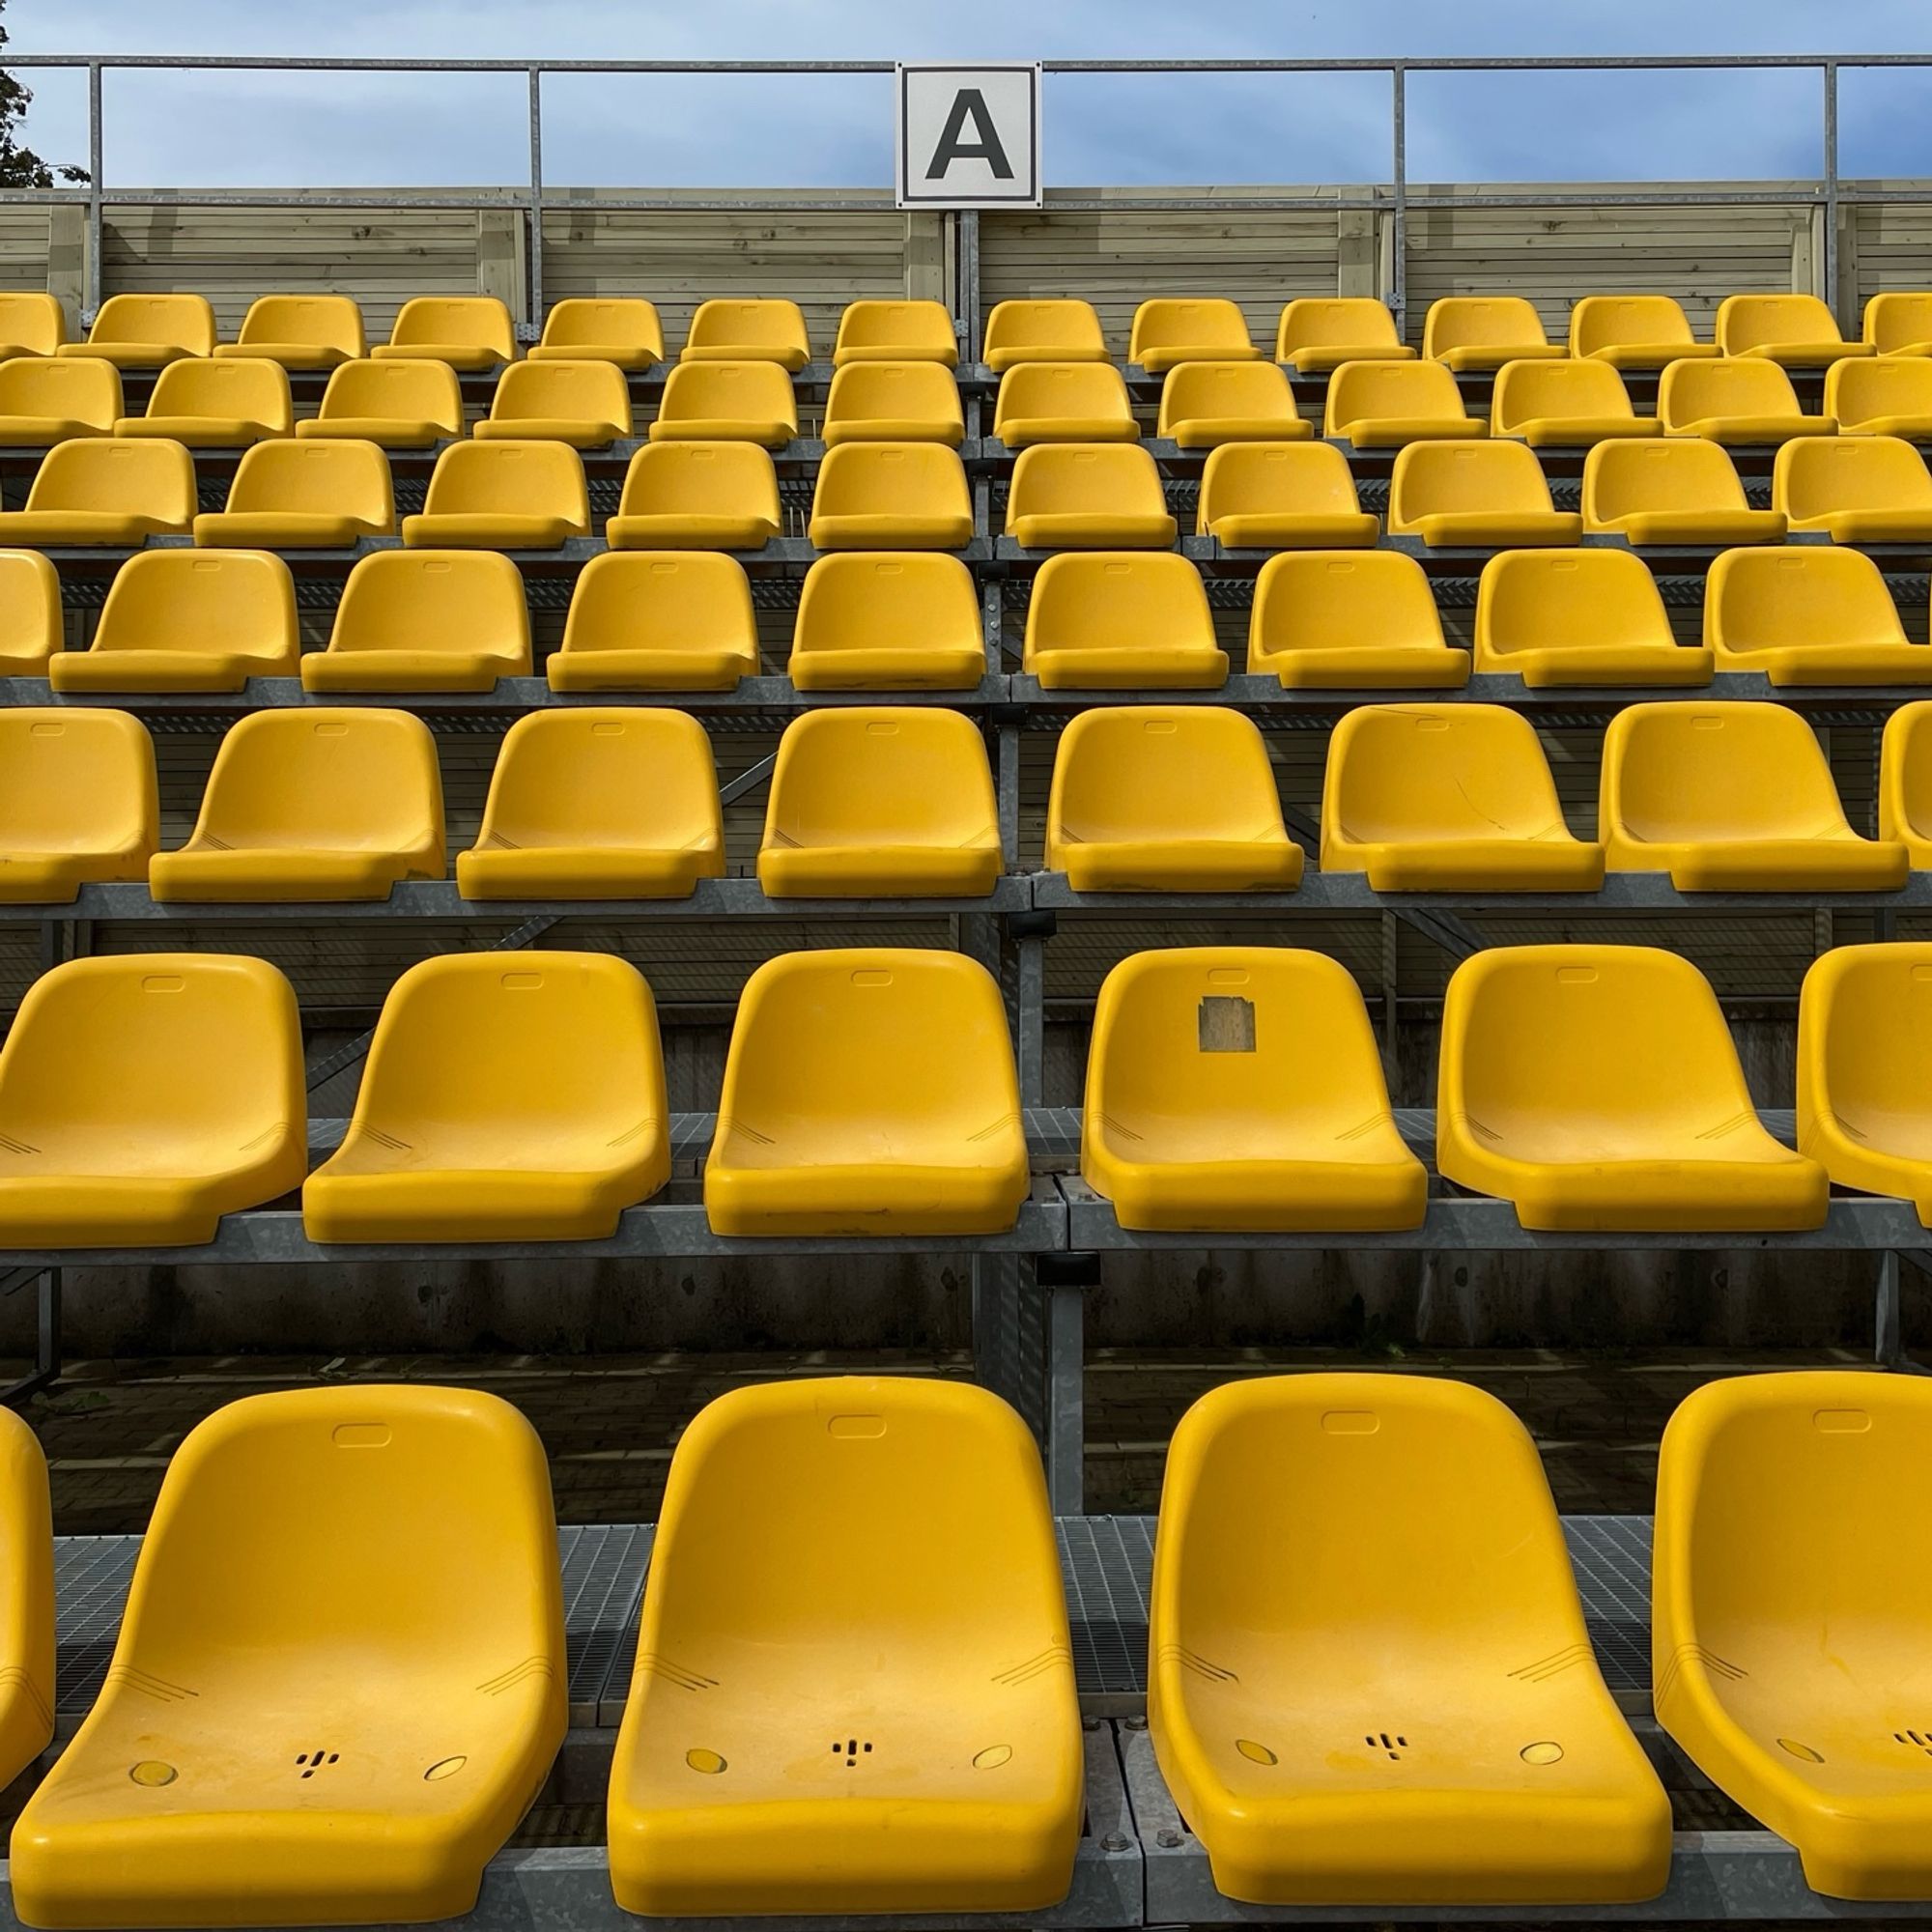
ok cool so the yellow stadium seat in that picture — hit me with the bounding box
[9,1384,566,1929]
[1151,1374,1670,1906]
[371,296,515,372]
[1156,361,1310,448]
[548,551,757,692]
[650,359,797,447]
[1658,357,1835,443]
[191,438,395,547]
[1716,292,1873,369]
[1129,298,1260,373]
[1474,549,1714,686]
[1274,298,1413,374]
[0,437,195,547]
[981,298,1107,372]
[1046,705,1301,891]
[1653,1370,1932,1899]
[0,952,304,1246]
[472,358,631,446]
[807,441,973,549]
[0,1408,50,1795]
[607,440,780,551]
[0,550,61,670]
[458,709,724,899]
[1249,550,1468,687]
[1705,545,1932,683]
[1863,291,1932,358]
[789,553,985,690]
[1437,944,1829,1230]
[528,297,663,371]
[1601,701,1906,890]
[1322,704,1604,891]
[757,708,1000,897]
[50,550,298,693]
[833,297,957,367]
[1197,442,1378,549]
[400,440,589,549]
[681,298,810,372]
[0,356,121,445]
[213,295,364,370]
[821,360,963,445]
[294,358,464,449]
[1024,552,1223,688]
[56,294,214,370]
[703,950,1029,1236]
[1006,443,1175,549]
[114,355,293,445]
[1825,355,1932,439]
[0,709,156,902]
[1423,297,1564,372]
[1386,440,1583,547]
[1324,360,1487,447]
[1489,358,1662,446]
[1568,294,1719,371]
[1882,700,1932,866]
[1774,434,1932,541]
[607,1377,1080,1916]
[0,292,64,359]
[1083,949,1425,1232]
[149,710,445,903]
[303,952,668,1241]
[303,551,530,693]
[1581,439,1788,546]
[993,362,1137,446]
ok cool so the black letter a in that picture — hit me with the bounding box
[927,89,1014,180]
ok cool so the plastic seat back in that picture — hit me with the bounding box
[1569,295,1702,359]
[1024,552,1217,668]
[222,438,394,526]
[1275,298,1404,362]
[833,298,957,366]
[1048,705,1283,847]
[1475,549,1675,663]
[484,358,631,437]
[329,550,530,664]
[1424,296,1551,359]
[1251,550,1446,657]
[1800,942,1932,1178]
[312,358,463,436]
[79,294,215,358]
[1705,547,1910,655]
[420,439,588,524]
[1776,434,1932,523]
[1156,361,1298,435]
[0,293,63,355]
[562,550,756,664]
[821,360,963,440]
[95,548,297,661]
[383,296,514,361]
[1323,360,1469,437]
[25,437,195,523]
[981,298,1107,369]
[1659,357,1805,430]
[993,362,1136,441]
[1129,298,1256,367]
[0,356,120,429]
[809,440,970,526]
[1717,293,1850,355]
[0,708,156,875]
[614,439,779,526]
[1491,358,1638,433]
[1864,292,1932,355]
[1388,440,1554,523]
[137,355,293,431]
[1007,443,1168,526]
[653,359,797,440]
[764,707,997,851]
[791,552,980,665]
[535,298,663,365]
[1583,438,1751,524]
[683,298,810,369]
[231,295,365,362]
[0,552,61,668]
[1198,442,1362,524]
[1825,355,1932,431]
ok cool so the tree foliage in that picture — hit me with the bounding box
[0,3,85,187]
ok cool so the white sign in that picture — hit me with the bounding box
[895,64,1042,209]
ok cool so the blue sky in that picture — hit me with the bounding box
[12,0,1932,190]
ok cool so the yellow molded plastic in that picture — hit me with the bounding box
[1716,292,1871,368]
[400,439,589,550]
[0,551,61,670]
[459,709,724,899]
[993,362,1137,447]
[473,358,631,447]
[789,552,985,690]
[529,298,663,371]
[10,1383,566,1929]
[294,358,464,449]
[1046,705,1302,891]
[0,1407,51,1796]
[681,298,810,372]
[1490,358,1662,446]
[1024,552,1226,688]
[1007,443,1177,549]
[0,293,64,359]
[650,359,797,447]
[1198,442,1378,549]
[704,949,1029,1236]
[56,294,215,369]
[549,551,756,692]
[1424,296,1563,371]
[1156,361,1309,448]
[1774,434,1932,541]
[1274,298,1414,374]
[0,708,156,902]
[1569,295,1719,370]
[114,355,292,446]
[834,298,957,366]
[0,952,304,1247]
[1323,360,1487,446]
[758,707,1000,897]
[607,440,780,551]
[607,1376,1080,1916]
[371,296,515,371]
[0,437,195,547]
[1150,1374,1670,1905]
[1474,548,1715,687]
[0,356,121,445]
[807,440,973,549]
[214,294,364,370]
[1882,700,1932,866]
[1386,440,1583,547]
[821,360,963,445]
[1437,944,1829,1231]
[1249,549,1468,687]
[1864,291,1932,357]
[303,952,668,1241]
[303,550,530,693]
[1704,545,1932,684]
[981,298,1108,372]
[1581,439,1788,546]
[1321,703,1604,891]
[192,439,394,548]
[150,709,445,903]
[1658,358,1835,443]
[1083,948,1425,1232]
[1824,355,1932,440]
[1129,298,1260,373]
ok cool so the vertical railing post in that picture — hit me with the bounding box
[1390,64,1406,335]
[85,60,102,320]
[1823,60,1841,320]
[526,65,545,327]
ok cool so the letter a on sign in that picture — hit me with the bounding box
[896,64,1042,208]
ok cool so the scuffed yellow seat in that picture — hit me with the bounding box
[0,356,121,446]
[1007,443,1176,549]
[1387,440,1583,547]
[1024,552,1225,688]
[1602,701,1904,890]
[302,550,530,693]
[0,709,156,902]
[114,355,292,446]
[1156,361,1309,448]
[1198,442,1378,550]
[1773,434,1932,541]
[821,360,963,445]
[9,1384,566,1930]
[294,358,463,450]
[370,296,514,372]
[1130,298,1260,374]
[1324,359,1486,447]
[704,949,1029,1236]
[1659,357,1835,443]
[681,298,810,372]
[981,298,1107,372]
[303,952,669,1241]
[401,439,588,550]
[1717,292,1872,370]
[0,1408,51,1796]
[650,359,797,447]
[0,953,305,1247]
[1474,549,1714,686]
[607,440,780,551]
[1424,296,1565,373]
[1274,298,1414,375]
[993,362,1137,447]
[0,551,62,670]
[0,437,195,547]
[472,358,631,447]
[213,294,364,371]
[0,293,65,360]
[1083,949,1425,1232]
[528,298,663,371]
[548,551,757,693]
[758,708,999,897]
[1654,1370,1932,1900]
[57,293,214,371]
[1490,358,1661,446]
[1249,550,1468,687]
[50,549,298,693]
[192,438,394,548]
[1150,1374,1670,1906]
[1863,291,1932,357]
[458,710,724,900]
[807,440,972,549]
[833,298,957,367]
[1437,944,1829,1231]
[1047,706,1302,892]
[1321,704,1604,891]
[608,1377,1080,1916]
[1825,355,1932,440]
[1569,294,1719,372]
[789,552,984,690]
[1581,438,1788,547]
[149,709,444,903]
[1705,545,1932,684]
[1882,700,1932,867]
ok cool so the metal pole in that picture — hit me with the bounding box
[526,65,544,327]
[1823,61,1840,318]
[1390,65,1406,334]
[85,60,102,319]
[960,207,981,362]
